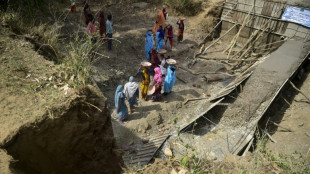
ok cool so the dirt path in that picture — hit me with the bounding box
[61,2,229,149]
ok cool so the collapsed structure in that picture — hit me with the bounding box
[124,0,310,167]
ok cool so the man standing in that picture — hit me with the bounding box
[106,14,114,50]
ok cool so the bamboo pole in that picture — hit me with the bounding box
[198,56,258,62]
[289,81,310,102]
[224,6,254,59]
[231,8,283,59]
[201,23,238,55]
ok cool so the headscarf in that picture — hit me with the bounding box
[99,11,104,18]
[124,76,139,99]
[162,8,166,19]
[145,31,153,59]
[154,67,162,84]
[83,2,89,9]
[151,49,160,66]
[164,65,176,93]
[157,28,164,39]
[115,85,124,109]
[167,25,173,37]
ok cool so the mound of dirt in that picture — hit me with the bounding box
[0,23,122,173]
[3,86,123,174]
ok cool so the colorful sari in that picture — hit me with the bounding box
[152,10,166,34]
[164,65,176,94]
[177,21,184,42]
[151,49,160,68]
[115,85,128,120]
[145,31,153,60]
[151,67,162,101]
[98,12,106,37]
[83,2,90,25]
[140,68,149,100]
[166,25,173,49]
[124,76,139,106]
[156,29,164,50]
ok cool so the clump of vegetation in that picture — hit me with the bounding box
[255,132,310,173]
[167,0,202,16]
[1,8,98,89]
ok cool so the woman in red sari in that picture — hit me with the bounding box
[166,24,173,50]
[98,11,106,38]
[83,1,90,25]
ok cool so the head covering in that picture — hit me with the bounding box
[129,76,134,82]
[115,85,124,108]
[99,11,104,18]
[164,65,176,93]
[157,28,164,39]
[83,2,89,10]
[124,76,139,100]
[145,30,153,59]
[154,67,162,84]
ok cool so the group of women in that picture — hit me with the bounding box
[115,58,177,123]
[115,76,139,123]
[146,7,185,55]
[78,1,113,48]
[114,7,185,123]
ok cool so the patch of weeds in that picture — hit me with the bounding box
[167,0,202,16]
[254,130,310,173]
[14,63,29,75]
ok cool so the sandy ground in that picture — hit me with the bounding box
[266,64,310,155]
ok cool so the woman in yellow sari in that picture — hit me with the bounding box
[140,67,150,101]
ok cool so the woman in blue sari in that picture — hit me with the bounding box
[163,65,176,95]
[145,30,153,60]
[115,85,128,122]
[156,25,165,50]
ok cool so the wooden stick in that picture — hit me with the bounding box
[201,24,238,55]
[281,95,291,106]
[255,39,287,49]
[269,121,293,132]
[179,66,235,76]
[226,6,254,58]
[237,26,270,59]
[289,81,310,102]
[198,56,258,62]
[242,138,254,156]
[232,9,283,59]
[261,128,277,143]
[184,97,209,105]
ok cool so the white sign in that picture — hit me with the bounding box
[282,6,310,28]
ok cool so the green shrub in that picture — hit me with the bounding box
[167,0,202,16]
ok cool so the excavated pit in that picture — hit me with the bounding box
[2,86,123,174]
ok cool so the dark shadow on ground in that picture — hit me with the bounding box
[259,59,310,135]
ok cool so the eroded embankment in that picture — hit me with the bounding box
[1,86,123,174]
